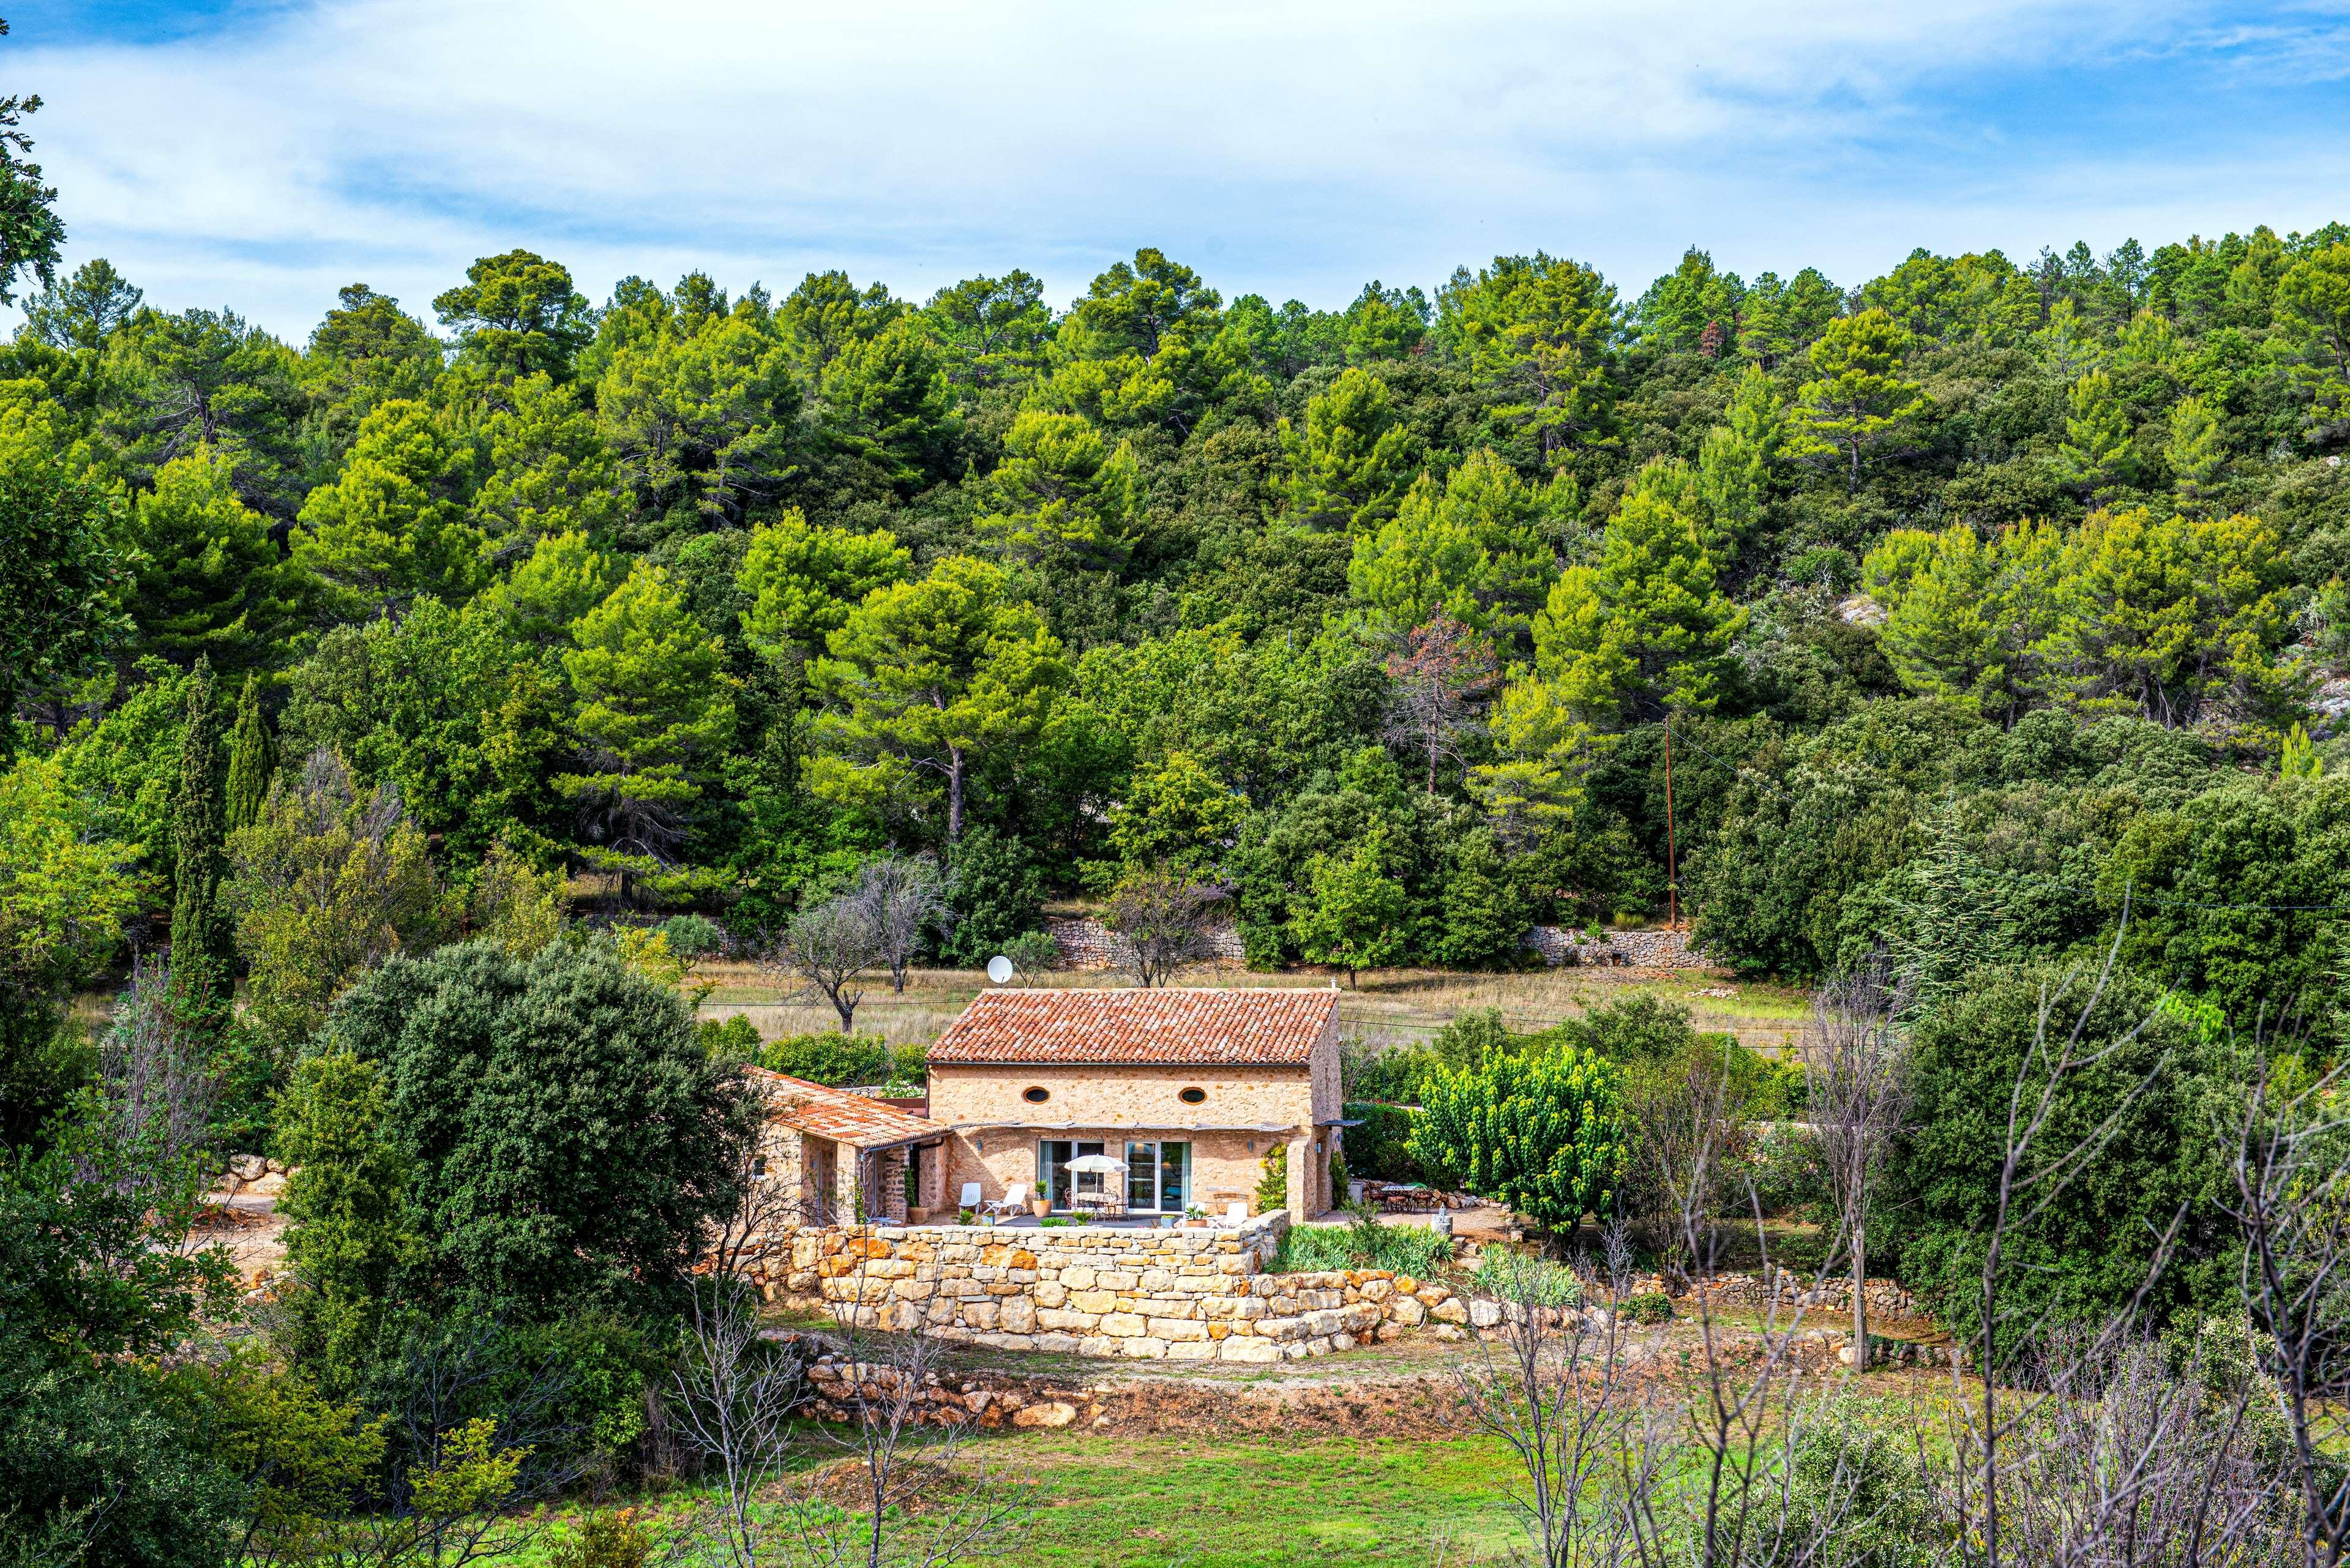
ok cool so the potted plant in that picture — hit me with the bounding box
[1181,1203,1208,1229]
[1031,1180,1052,1218]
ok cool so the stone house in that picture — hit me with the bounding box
[749,1068,949,1225]
[924,987,1344,1222]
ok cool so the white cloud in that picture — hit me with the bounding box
[16,0,2350,337]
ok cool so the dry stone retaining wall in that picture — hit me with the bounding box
[1523,925,1710,969]
[1048,916,1707,972]
[1043,916,1248,971]
[747,1214,1467,1364]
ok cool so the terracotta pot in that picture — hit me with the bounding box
[907,1206,932,1225]
[1031,1200,1052,1217]
[1181,1218,1207,1230]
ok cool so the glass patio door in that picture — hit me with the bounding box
[1040,1140,1104,1211]
[1123,1140,1189,1213]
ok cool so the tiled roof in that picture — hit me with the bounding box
[929,988,1338,1066]
[748,1069,941,1150]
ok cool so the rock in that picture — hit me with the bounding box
[1390,1296,1426,1327]
[1433,1324,1467,1342]
[1218,1336,1281,1363]
[1012,1402,1077,1428]
[1468,1299,1503,1329]
[1430,1297,1469,1324]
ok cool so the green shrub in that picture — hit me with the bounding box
[1408,1045,1627,1231]
[1001,930,1060,974]
[757,1031,892,1086]
[1745,1122,1828,1219]
[698,1014,762,1062]
[1885,963,2231,1355]
[1619,1290,1674,1324]
[655,913,727,960]
[1766,1410,1935,1567]
[550,1509,653,1568]
[1472,1248,1582,1307]
[1270,1212,1452,1277]
[1340,1101,1424,1182]
[1254,1143,1289,1215]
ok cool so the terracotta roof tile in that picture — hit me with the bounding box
[748,1069,940,1150]
[929,988,1338,1067]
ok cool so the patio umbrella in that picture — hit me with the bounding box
[1063,1153,1127,1174]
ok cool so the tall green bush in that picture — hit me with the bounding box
[1884,962,2231,1355]
[323,939,752,1322]
[1409,1045,1627,1231]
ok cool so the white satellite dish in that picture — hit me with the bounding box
[986,954,1015,985]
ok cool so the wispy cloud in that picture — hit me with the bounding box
[15,0,2350,337]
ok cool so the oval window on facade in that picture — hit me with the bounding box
[1178,1086,1207,1105]
[1022,1086,1050,1104]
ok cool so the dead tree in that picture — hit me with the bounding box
[670,1282,810,1568]
[2224,1053,2350,1567]
[1454,1229,1655,1568]
[1382,614,1497,797]
[765,893,883,1032]
[851,855,952,994]
[99,954,220,1178]
[1802,958,1914,1368]
[807,1266,1025,1568]
[1101,872,1224,988]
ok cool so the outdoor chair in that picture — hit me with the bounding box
[982,1185,1028,1220]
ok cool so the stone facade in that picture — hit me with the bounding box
[927,1020,1342,1223]
[1522,925,1710,969]
[747,1215,1465,1364]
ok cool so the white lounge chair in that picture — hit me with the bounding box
[982,1185,1028,1220]
[1214,1201,1250,1228]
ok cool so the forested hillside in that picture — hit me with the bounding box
[10,226,2350,1073]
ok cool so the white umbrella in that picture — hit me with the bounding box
[1063,1153,1127,1174]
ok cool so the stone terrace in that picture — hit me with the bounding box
[749,1214,1468,1364]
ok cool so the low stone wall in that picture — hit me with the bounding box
[1049,916,1708,973]
[747,1215,1468,1364]
[1044,916,1249,971]
[1523,925,1711,969]
[1701,1269,1923,1323]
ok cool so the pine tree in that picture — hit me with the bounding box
[168,659,231,1013]
[2165,395,2225,508]
[223,673,275,834]
[1792,308,1925,491]
[2056,370,2136,491]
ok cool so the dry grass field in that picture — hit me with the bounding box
[697,958,1813,1058]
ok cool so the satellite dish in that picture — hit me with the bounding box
[986,954,1015,985]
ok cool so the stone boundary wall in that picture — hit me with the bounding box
[1523,925,1711,969]
[1047,916,1708,973]
[1044,916,1248,971]
[1700,1269,1922,1323]
[746,1214,1470,1363]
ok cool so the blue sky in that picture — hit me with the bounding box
[16,1,2350,338]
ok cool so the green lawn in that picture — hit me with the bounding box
[496,1432,1525,1566]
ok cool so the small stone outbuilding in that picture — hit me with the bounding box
[750,1068,948,1225]
[924,987,1344,1222]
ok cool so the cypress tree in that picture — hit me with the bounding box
[224,673,275,833]
[168,659,231,1012]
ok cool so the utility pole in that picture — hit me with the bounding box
[1664,716,1678,929]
